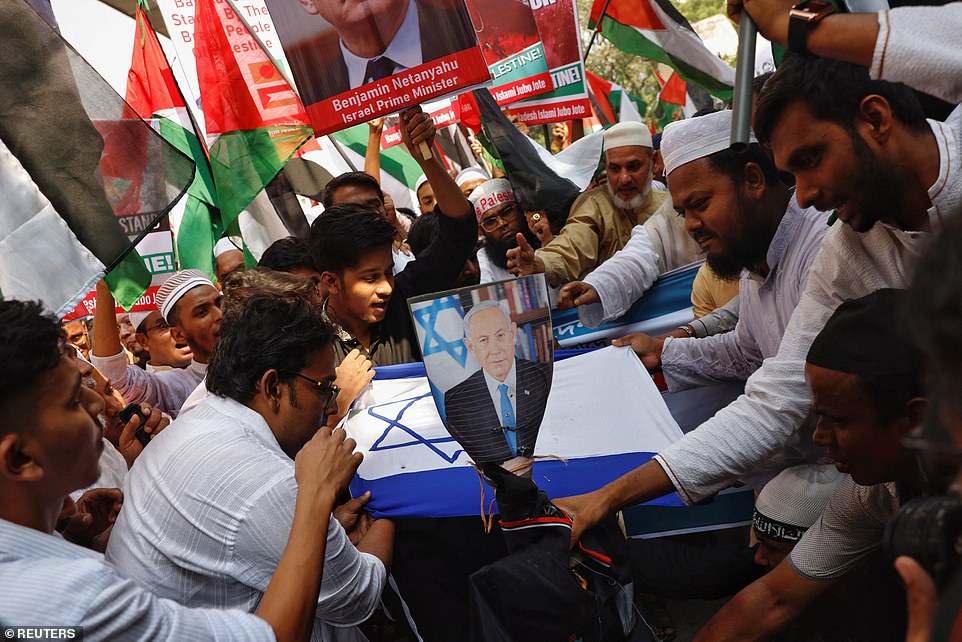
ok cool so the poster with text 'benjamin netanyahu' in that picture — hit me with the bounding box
[265,0,490,136]
[511,0,592,125]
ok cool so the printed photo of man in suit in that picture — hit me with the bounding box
[443,300,551,467]
[278,0,478,102]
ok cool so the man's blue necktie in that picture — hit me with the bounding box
[498,383,517,456]
[364,56,396,83]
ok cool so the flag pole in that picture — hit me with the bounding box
[730,16,757,150]
[583,0,614,61]
[223,0,300,98]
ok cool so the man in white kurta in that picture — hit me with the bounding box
[107,398,386,641]
[556,55,961,527]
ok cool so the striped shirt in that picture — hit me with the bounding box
[0,518,273,641]
[106,395,385,641]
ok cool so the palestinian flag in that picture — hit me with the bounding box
[193,0,312,228]
[326,126,437,209]
[653,65,696,130]
[126,4,224,279]
[0,0,193,314]
[585,70,647,124]
[589,0,734,99]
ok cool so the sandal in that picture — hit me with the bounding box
[640,592,677,642]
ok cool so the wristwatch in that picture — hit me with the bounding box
[787,0,835,56]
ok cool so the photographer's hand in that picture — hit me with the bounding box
[895,556,937,642]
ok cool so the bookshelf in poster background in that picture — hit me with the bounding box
[465,278,553,364]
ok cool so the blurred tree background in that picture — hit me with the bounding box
[576,0,730,119]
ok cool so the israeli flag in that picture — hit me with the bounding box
[345,347,686,518]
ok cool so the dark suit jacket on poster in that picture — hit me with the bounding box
[285,0,478,105]
[443,358,551,464]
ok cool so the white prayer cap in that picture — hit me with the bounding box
[415,175,430,194]
[661,110,757,176]
[753,464,844,542]
[156,269,215,323]
[455,166,489,188]
[213,237,241,258]
[129,311,153,333]
[602,121,652,153]
[468,179,515,221]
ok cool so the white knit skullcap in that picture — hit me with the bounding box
[129,311,153,332]
[455,166,489,188]
[661,110,757,176]
[468,179,515,221]
[155,269,214,323]
[414,174,430,194]
[754,464,844,539]
[602,121,652,152]
[213,237,241,258]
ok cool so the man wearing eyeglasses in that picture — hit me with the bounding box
[129,310,193,372]
[107,293,393,642]
[91,278,204,418]
[469,178,542,284]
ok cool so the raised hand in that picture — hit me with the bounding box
[505,232,544,277]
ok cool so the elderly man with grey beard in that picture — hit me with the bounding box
[507,121,670,287]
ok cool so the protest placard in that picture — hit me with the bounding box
[380,98,460,149]
[510,0,592,126]
[265,0,489,135]
[462,0,553,106]
[408,275,552,475]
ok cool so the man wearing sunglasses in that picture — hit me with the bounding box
[107,293,393,641]
[469,178,542,284]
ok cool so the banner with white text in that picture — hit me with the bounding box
[265,0,489,135]
[510,0,592,125]
[380,98,460,149]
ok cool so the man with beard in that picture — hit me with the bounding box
[506,121,669,287]
[469,178,540,283]
[92,272,219,418]
[556,56,961,545]
[610,110,828,440]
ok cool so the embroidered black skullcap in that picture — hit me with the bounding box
[806,288,922,376]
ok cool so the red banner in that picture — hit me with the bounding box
[266,0,489,137]
[381,99,461,148]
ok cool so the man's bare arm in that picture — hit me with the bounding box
[554,459,674,546]
[728,0,878,67]
[695,558,836,641]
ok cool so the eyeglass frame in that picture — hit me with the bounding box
[294,373,340,411]
[479,202,520,233]
[140,319,172,335]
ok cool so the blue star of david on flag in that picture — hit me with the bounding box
[413,295,468,367]
[367,392,463,463]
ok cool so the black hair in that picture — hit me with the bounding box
[206,293,334,404]
[258,236,315,274]
[309,204,398,274]
[396,206,418,224]
[0,300,64,419]
[755,55,927,144]
[407,211,439,257]
[751,71,773,97]
[857,372,925,423]
[704,142,780,186]
[321,171,384,208]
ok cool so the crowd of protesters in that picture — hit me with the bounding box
[2,1,962,641]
